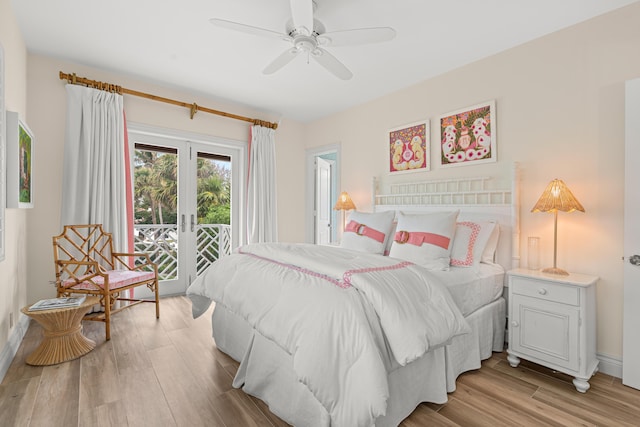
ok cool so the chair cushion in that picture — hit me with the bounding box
[64,270,156,291]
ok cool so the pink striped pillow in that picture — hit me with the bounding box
[388,211,459,270]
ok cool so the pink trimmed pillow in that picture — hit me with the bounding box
[450,221,497,268]
[340,210,395,255]
[389,211,459,270]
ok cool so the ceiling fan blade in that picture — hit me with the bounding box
[289,0,314,35]
[317,27,396,47]
[209,18,291,42]
[263,48,300,74]
[311,48,353,80]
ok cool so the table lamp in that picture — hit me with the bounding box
[531,179,585,275]
[334,191,356,230]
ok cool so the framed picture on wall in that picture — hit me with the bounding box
[388,120,430,174]
[6,111,34,208]
[439,100,496,167]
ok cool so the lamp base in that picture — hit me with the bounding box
[542,266,569,276]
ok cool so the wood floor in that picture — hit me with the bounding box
[2,295,640,426]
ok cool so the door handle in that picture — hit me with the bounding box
[181,214,186,232]
[191,214,195,232]
[630,255,640,266]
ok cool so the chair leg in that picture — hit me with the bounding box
[154,280,160,319]
[104,292,111,341]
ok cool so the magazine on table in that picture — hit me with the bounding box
[29,295,87,311]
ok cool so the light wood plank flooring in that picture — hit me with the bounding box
[2,296,640,426]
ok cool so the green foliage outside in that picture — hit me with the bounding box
[134,149,231,225]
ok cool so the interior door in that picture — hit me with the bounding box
[623,77,640,390]
[315,157,332,245]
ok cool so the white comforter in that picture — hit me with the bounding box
[187,243,469,427]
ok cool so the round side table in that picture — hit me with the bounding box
[21,296,99,366]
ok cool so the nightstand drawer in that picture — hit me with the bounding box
[511,277,579,306]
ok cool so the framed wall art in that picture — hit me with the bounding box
[439,100,496,167]
[389,120,430,174]
[6,111,34,209]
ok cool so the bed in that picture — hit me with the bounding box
[187,167,520,427]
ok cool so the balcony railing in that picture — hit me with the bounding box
[134,224,231,280]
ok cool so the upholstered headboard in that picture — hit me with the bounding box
[373,164,520,274]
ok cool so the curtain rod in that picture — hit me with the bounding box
[58,71,278,130]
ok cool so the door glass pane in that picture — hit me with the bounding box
[133,146,179,281]
[196,152,232,276]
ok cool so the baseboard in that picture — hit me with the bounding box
[0,313,30,383]
[597,352,623,379]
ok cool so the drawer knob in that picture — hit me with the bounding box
[511,321,519,328]
[538,288,548,295]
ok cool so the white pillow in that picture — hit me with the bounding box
[389,211,459,270]
[384,220,397,255]
[481,223,500,264]
[340,210,395,254]
[450,221,497,268]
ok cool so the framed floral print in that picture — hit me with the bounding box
[439,100,496,167]
[6,111,34,208]
[389,120,430,174]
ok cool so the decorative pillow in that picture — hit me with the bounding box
[481,223,500,264]
[389,211,459,270]
[384,220,397,256]
[340,210,395,255]
[450,221,497,268]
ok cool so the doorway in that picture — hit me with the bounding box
[305,144,341,244]
[128,124,246,296]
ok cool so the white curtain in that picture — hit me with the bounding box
[61,84,130,252]
[246,125,278,243]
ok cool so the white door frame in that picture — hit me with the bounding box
[623,78,640,389]
[128,123,246,294]
[305,144,341,244]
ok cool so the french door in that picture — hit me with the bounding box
[128,125,246,296]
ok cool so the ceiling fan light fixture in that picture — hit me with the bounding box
[294,36,317,53]
[210,0,395,79]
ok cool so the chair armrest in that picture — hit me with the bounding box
[112,252,158,272]
[113,252,153,258]
[55,260,109,285]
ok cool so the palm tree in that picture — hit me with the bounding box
[134,167,159,224]
[150,154,178,224]
[197,175,229,220]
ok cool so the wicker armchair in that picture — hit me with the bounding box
[52,224,160,340]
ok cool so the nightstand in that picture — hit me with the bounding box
[506,268,598,393]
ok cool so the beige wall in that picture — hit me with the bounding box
[304,2,640,359]
[0,0,28,360]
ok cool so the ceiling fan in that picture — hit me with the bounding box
[209,0,396,80]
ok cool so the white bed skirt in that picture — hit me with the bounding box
[211,297,505,426]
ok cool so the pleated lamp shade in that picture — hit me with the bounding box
[334,192,356,211]
[531,179,584,275]
[531,179,585,213]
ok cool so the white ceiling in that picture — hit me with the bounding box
[12,0,639,123]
